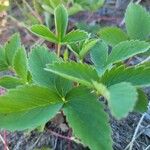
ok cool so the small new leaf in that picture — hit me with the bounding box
[62,30,89,44]
[30,25,58,43]
[54,4,68,41]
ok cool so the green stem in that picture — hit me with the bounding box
[57,44,61,57]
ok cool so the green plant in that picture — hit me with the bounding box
[98,3,150,46]
[0,3,150,150]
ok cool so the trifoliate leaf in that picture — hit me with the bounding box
[107,40,150,65]
[0,85,62,131]
[63,86,113,150]
[108,82,138,119]
[46,62,99,87]
[98,27,128,46]
[30,25,58,43]
[125,3,150,40]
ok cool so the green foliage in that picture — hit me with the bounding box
[125,3,150,40]
[13,47,28,82]
[0,76,23,89]
[0,85,63,131]
[107,40,150,65]
[108,82,137,119]
[134,89,148,113]
[0,3,150,150]
[101,65,150,87]
[64,86,112,150]
[31,5,88,45]
[90,40,108,74]
[99,27,128,46]
[0,47,8,71]
[46,62,99,87]
[5,33,21,66]
[99,3,150,46]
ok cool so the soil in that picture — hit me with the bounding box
[0,0,150,150]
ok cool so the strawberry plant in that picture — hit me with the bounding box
[99,3,150,46]
[0,3,150,150]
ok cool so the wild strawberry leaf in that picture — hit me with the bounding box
[46,62,99,87]
[134,89,148,113]
[28,46,59,88]
[108,82,138,119]
[54,4,68,41]
[0,47,8,71]
[13,47,28,82]
[0,85,63,131]
[0,76,23,89]
[62,30,89,44]
[90,40,108,74]
[107,40,150,65]
[30,25,58,43]
[98,27,128,46]
[125,3,150,40]
[63,86,113,150]
[28,46,72,96]
[101,65,150,87]
[5,33,21,66]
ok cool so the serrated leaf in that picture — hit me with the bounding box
[0,47,8,71]
[98,27,128,46]
[107,40,150,65]
[63,86,113,150]
[54,4,68,41]
[13,47,28,82]
[28,46,72,96]
[79,39,98,59]
[28,46,59,88]
[46,62,99,87]
[5,33,21,65]
[134,89,148,113]
[90,40,108,74]
[108,82,138,119]
[0,76,23,89]
[0,85,62,131]
[125,3,150,40]
[30,25,58,43]
[62,30,88,44]
[101,65,150,87]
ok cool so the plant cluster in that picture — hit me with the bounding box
[0,2,150,150]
